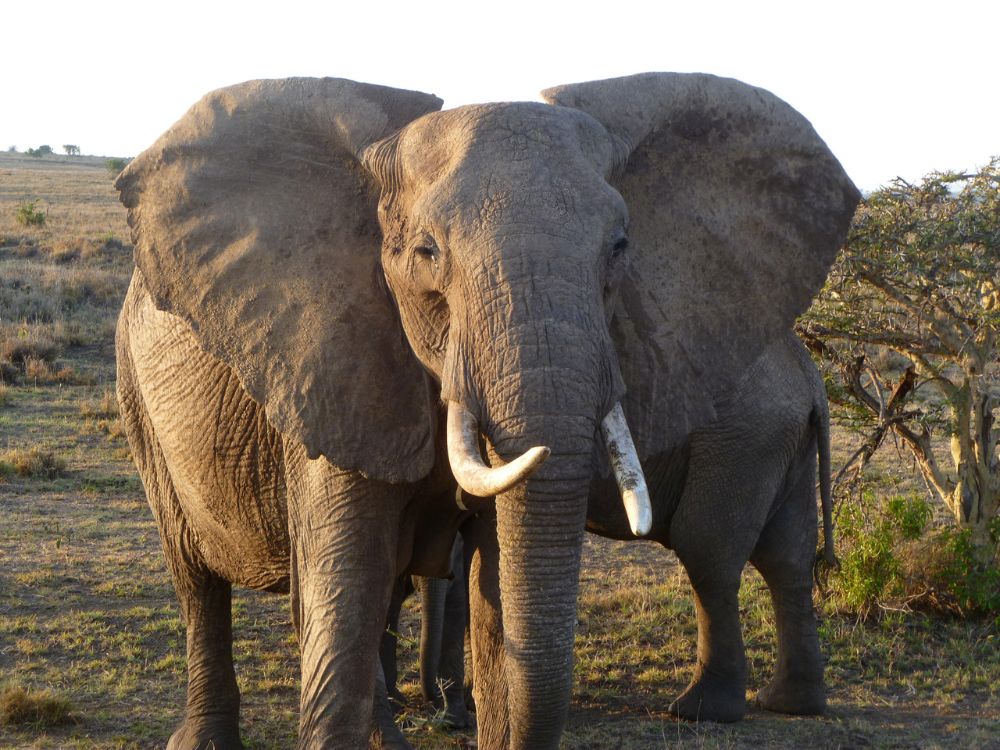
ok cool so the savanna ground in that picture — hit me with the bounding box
[1,152,997,749]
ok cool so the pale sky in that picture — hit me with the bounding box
[4,0,996,191]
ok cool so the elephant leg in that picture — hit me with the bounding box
[750,446,826,715]
[667,425,792,723]
[439,539,472,728]
[380,575,412,711]
[418,575,448,706]
[120,384,242,749]
[168,573,243,750]
[287,449,410,749]
[670,493,751,721]
[465,510,509,749]
[667,566,747,723]
[370,658,414,750]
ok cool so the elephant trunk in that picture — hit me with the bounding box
[493,441,591,749]
[482,325,611,749]
[443,248,632,748]
[418,576,449,705]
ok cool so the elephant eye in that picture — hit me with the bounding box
[611,236,629,258]
[413,241,439,262]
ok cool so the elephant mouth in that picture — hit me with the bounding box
[445,399,652,536]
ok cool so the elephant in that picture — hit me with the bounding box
[379,534,472,730]
[584,329,836,722]
[114,72,859,749]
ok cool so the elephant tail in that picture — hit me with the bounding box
[813,394,839,572]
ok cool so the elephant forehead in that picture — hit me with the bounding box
[400,102,616,188]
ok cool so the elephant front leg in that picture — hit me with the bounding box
[750,467,826,716]
[287,452,411,749]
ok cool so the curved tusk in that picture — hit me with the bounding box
[601,402,653,537]
[446,400,551,498]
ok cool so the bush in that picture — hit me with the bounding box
[14,200,46,227]
[0,327,59,366]
[105,157,131,177]
[831,492,932,615]
[830,490,1000,621]
[25,145,53,158]
[79,388,120,419]
[931,521,1000,617]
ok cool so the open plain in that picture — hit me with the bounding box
[1,153,998,749]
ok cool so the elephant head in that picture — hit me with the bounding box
[116,74,858,748]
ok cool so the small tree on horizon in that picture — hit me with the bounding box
[63,144,80,156]
[26,145,53,158]
[801,158,1000,561]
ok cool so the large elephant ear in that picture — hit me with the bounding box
[543,73,859,457]
[117,77,443,482]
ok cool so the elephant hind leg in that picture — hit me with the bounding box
[667,570,747,723]
[166,573,243,750]
[749,440,826,716]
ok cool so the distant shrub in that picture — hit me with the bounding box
[6,145,16,153]
[0,684,74,726]
[1,328,59,366]
[22,356,88,385]
[63,144,80,156]
[25,145,53,158]
[0,361,18,383]
[15,200,46,227]
[105,157,131,177]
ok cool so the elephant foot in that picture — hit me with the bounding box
[443,701,474,730]
[668,674,746,723]
[369,723,415,750]
[756,675,826,715]
[387,688,407,717]
[167,716,243,750]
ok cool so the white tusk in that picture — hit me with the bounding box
[601,402,653,537]
[446,400,551,498]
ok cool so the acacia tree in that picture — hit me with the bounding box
[63,144,80,156]
[801,158,999,559]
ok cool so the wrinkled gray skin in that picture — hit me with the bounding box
[115,73,858,749]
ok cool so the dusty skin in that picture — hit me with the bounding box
[111,73,860,749]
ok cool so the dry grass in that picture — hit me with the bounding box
[0,447,68,479]
[0,152,128,244]
[79,388,119,420]
[0,149,997,750]
[0,686,75,728]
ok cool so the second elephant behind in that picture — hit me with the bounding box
[580,330,835,721]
